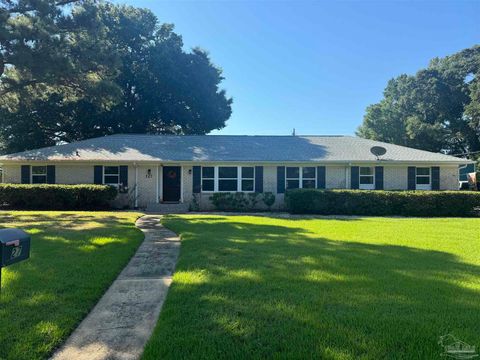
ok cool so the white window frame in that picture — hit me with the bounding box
[201,166,215,192]
[359,166,375,190]
[103,165,120,186]
[285,166,317,190]
[201,166,256,193]
[416,167,431,190]
[31,165,47,184]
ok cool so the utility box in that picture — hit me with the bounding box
[0,229,30,268]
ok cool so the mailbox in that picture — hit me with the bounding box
[0,228,30,268]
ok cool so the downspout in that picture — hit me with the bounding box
[134,163,138,209]
[156,165,159,203]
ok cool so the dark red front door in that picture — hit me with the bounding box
[163,166,181,202]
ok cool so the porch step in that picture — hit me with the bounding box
[145,202,189,214]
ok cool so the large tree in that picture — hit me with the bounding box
[357,45,480,156]
[0,1,232,153]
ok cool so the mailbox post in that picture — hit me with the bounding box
[0,228,31,295]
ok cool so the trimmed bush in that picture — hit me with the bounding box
[0,184,117,210]
[210,192,260,211]
[285,189,480,217]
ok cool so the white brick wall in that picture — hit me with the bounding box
[384,166,408,190]
[1,162,461,210]
[2,165,21,183]
[326,166,347,189]
[440,166,458,190]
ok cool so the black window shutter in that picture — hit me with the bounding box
[407,167,416,190]
[431,166,440,190]
[21,165,30,184]
[46,165,56,184]
[94,165,103,184]
[316,166,326,189]
[255,166,263,193]
[374,166,384,190]
[119,166,128,186]
[277,166,285,194]
[351,166,359,189]
[193,166,201,193]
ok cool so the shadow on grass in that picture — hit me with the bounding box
[145,215,480,359]
[0,213,143,360]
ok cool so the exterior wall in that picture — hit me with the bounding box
[136,165,158,208]
[384,166,408,190]
[440,166,459,190]
[56,165,95,184]
[2,165,21,183]
[1,162,462,210]
[326,166,347,189]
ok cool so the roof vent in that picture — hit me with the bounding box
[370,146,387,160]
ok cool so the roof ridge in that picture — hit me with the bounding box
[108,134,348,137]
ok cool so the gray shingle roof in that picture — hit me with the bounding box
[0,134,473,164]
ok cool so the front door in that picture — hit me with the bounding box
[162,166,181,202]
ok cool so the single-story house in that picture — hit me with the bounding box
[0,134,473,210]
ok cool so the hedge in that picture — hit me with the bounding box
[0,184,118,210]
[285,189,480,217]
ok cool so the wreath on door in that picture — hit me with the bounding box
[167,170,177,179]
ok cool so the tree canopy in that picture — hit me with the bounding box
[357,45,480,157]
[0,0,232,153]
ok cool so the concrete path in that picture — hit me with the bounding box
[51,215,180,360]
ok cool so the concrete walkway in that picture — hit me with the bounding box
[52,215,180,360]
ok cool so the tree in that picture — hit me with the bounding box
[357,45,480,156]
[0,1,232,153]
[0,0,118,97]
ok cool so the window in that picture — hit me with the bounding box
[31,166,47,184]
[241,167,255,191]
[103,166,120,185]
[286,167,300,189]
[416,167,431,190]
[201,166,255,192]
[218,166,238,191]
[359,167,375,190]
[302,167,316,188]
[286,166,316,189]
[202,167,214,191]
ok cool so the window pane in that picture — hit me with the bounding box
[416,168,430,176]
[360,167,373,175]
[416,176,430,185]
[202,167,214,178]
[286,179,300,189]
[360,176,374,184]
[202,179,214,191]
[241,167,254,179]
[302,179,316,188]
[242,179,254,191]
[286,167,299,178]
[104,166,119,175]
[32,166,46,175]
[219,167,237,178]
[104,175,119,184]
[219,179,238,191]
[302,167,316,179]
[32,175,46,184]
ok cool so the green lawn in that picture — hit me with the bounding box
[0,211,143,360]
[143,215,480,360]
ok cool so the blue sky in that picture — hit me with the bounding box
[116,1,479,136]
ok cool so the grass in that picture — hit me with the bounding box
[143,215,480,360]
[0,211,144,360]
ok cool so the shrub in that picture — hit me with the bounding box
[210,192,261,211]
[285,189,480,217]
[262,192,276,210]
[0,184,117,210]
